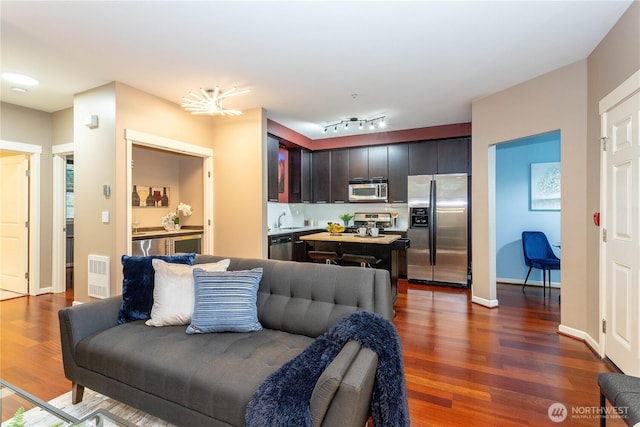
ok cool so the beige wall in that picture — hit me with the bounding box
[52,107,74,144]
[0,102,54,293]
[471,61,589,332]
[472,0,639,340]
[210,108,268,259]
[72,82,265,302]
[586,1,640,340]
[73,83,118,302]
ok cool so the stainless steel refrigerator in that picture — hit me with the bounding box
[407,174,469,286]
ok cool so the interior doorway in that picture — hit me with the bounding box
[52,143,74,294]
[0,152,29,296]
[495,132,561,296]
[0,140,41,296]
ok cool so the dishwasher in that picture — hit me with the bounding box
[269,234,293,261]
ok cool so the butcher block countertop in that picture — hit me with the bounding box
[300,232,401,245]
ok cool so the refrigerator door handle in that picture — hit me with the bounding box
[430,179,436,266]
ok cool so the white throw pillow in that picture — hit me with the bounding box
[145,258,230,327]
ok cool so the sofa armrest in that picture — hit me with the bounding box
[310,341,378,427]
[373,270,393,320]
[58,296,121,374]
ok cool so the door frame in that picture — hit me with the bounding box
[0,140,41,295]
[599,69,640,359]
[124,129,214,255]
[52,143,74,293]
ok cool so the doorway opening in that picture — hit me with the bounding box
[494,131,561,302]
[0,140,41,296]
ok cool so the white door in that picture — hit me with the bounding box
[603,89,640,375]
[0,154,29,294]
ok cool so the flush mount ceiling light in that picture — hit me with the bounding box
[2,72,39,86]
[322,116,386,134]
[181,86,250,116]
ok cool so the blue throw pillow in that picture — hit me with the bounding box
[186,268,263,334]
[118,253,195,324]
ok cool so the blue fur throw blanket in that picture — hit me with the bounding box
[245,311,410,427]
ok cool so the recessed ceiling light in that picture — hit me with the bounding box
[11,87,29,93]
[2,72,39,86]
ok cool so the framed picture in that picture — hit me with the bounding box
[132,185,170,207]
[530,162,560,210]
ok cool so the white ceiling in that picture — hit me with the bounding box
[0,1,633,140]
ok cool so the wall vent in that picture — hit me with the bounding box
[88,255,110,299]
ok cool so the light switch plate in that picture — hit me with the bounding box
[101,211,109,223]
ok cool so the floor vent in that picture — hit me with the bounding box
[88,255,110,299]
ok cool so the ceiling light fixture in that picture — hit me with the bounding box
[181,86,250,116]
[11,87,29,93]
[323,116,386,134]
[2,72,39,86]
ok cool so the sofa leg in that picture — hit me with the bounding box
[72,382,85,404]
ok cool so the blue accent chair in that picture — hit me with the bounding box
[521,231,560,296]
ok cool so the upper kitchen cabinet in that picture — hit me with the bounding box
[408,140,437,175]
[368,145,388,179]
[311,150,331,203]
[267,135,279,202]
[408,137,470,175]
[289,147,311,203]
[349,146,388,180]
[330,149,349,203]
[388,143,409,203]
[437,137,470,174]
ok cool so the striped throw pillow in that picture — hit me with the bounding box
[185,268,263,334]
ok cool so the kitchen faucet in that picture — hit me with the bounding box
[277,212,286,228]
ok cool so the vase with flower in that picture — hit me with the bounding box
[162,202,192,231]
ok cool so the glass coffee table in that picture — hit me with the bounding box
[1,380,134,427]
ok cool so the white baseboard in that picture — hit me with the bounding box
[472,295,499,308]
[497,277,561,288]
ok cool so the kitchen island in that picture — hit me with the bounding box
[300,232,408,303]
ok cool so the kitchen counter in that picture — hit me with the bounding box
[268,226,322,236]
[300,232,402,245]
[132,228,204,240]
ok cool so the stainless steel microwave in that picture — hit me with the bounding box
[348,179,388,202]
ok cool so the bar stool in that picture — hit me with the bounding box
[341,253,382,268]
[308,251,339,265]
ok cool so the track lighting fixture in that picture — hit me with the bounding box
[322,116,386,134]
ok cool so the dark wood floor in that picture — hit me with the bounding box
[1,282,624,426]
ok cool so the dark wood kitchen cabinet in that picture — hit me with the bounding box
[388,143,408,203]
[289,147,312,203]
[330,149,349,203]
[437,137,470,174]
[408,140,438,175]
[348,147,368,180]
[409,137,470,175]
[368,145,388,178]
[349,146,388,180]
[311,150,331,203]
[267,135,279,202]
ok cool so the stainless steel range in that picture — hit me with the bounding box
[352,212,393,230]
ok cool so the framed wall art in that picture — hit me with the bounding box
[132,185,170,207]
[530,162,560,210]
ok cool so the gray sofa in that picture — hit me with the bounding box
[59,255,393,426]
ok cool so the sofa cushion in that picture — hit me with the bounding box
[186,268,263,334]
[118,253,195,324]
[145,258,230,327]
[75,322,314,426]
